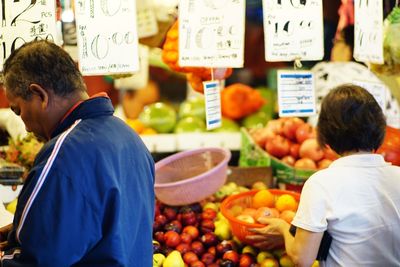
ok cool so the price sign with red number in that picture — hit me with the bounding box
[0,0,57,71]
[262,0,324,62]
[75,0,139,75]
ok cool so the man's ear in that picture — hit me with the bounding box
[28,84,49,109]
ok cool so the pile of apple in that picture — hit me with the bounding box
[249,117,339,170]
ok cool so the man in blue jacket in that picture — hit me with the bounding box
[0,40,155,266]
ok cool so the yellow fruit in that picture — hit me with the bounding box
[275,194,298,212]
[141,128,158,135]
[6,198,18,214]
[252,189,275,209]
[126,119,145,134]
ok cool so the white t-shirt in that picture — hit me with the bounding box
[292,154,400,267]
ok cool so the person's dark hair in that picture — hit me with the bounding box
[3,40,86,100]
[317,84,386,155]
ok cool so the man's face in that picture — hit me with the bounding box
[5,89,47,141]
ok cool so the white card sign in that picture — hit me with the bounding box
[353,80,386,112]
[75,0,139,75]
[137,0,158,39]
[0,0,57,71]
[262,0,324,62]
[354,0,384,64]
[178,0,245,68]
[277,70,316,117]
[203,81,222,130]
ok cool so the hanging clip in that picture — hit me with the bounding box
[294,57,302,70]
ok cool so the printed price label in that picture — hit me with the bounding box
[137,0,158,38]
[203,81,222,130]
[277,70,316,117]
[354,0,384,64]
[262,0,324,61]
[0,0,57,71]
[75,0,140,75]
[178,0,245,68]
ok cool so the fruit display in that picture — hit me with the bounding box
[152,179,312,267]
[248,117,338,171]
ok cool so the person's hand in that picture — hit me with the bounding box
[246,217,289,250]
[0,224,12,242]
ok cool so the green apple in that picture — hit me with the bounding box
[139,102,177,133]
[178,97,205,120]
[257,251,275,263]
[212,117,240,133]
[174,116,206,133]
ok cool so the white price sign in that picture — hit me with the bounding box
[278,70,316,117]
[137,0,158,38]
[354,0,384,64]
[353,80,386,112]
[203,81,222,130]
[262,0,324,62]
[178,0,245,68]
[0,0,57,71]
[75,0,139,75]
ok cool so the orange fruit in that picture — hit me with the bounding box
[275,194,298,212]
[126,119,145,134]
[279,210,296,224]
[252,189,275,209]
[254,207,279,221]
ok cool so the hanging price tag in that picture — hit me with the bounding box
[203,81,222,130]
[353,80,386,112]
[277,70,316,117]
[262,0,324,62]
[137,0,158,39]
[354,0,384,64]
[75,0,139,75]
[0,0,58,71]
[178,0,245,68]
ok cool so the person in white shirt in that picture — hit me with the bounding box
[248,84,400,267]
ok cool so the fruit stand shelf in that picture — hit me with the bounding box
[140,132,241,153]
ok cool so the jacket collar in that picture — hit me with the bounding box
[330,153,390,168]
[51,95,114,138]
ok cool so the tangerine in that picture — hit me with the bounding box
[275,194,298,212]
[252,189,275,209]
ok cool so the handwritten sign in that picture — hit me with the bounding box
[203,81,222,130]
[262,0,324,61]
[277,70,316,117]
[75,0,139,75]
[353,80,386,112]
[354,0,383,64]
[178,0,245,68]
[0,0,57,71]
[137,0,158,38]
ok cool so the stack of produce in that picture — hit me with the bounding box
[249,117,338,170]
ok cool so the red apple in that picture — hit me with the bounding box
[164,230,181,248]
[191,241,205,256]
[239,253,255,267]
[295,123,316,144]
[207,246,216,255]
[299,138,324,162]
[318,158,333,169]
[180,232,193,244]
[183,251,199,264]
[282,117,305,141]
[164,220,182,233]
[200,232,218,247]
[265,135,290,158]
[250,128,276,148]
[200,219,215,233]
[289,143,300,159]
[201,252,215,265]
[265,118,286,135]
[190,261,205,267]
[183,225,200,240]
[163,206,178,221]
[281,155,296,166]
[223,250,240,265]
[294,158,317,170]
[181,210,198,226]
[176,243,191,254]
[153,231,165,244]
[202,208,217,221]
[216,240,234,256]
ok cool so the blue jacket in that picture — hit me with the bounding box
[1,96,155,267]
